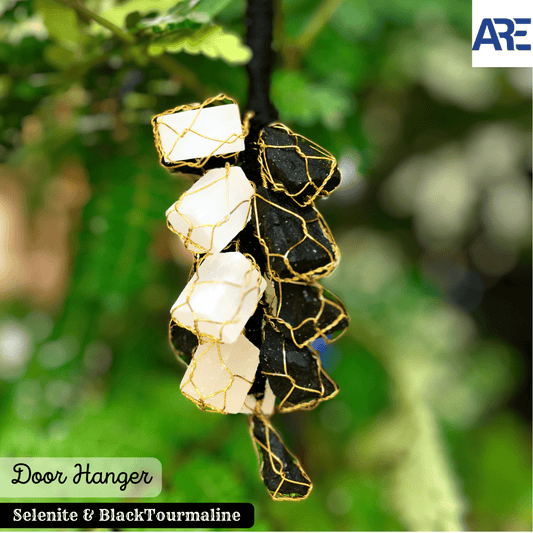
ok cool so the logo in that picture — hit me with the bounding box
[472,0,533,67]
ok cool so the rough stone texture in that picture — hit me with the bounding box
[260,125,341,206]
[260,323,323,406]
[166,166,253,254]
[269,281,349,347]
[253,186,338,282]
[171,252,267,344]
[181,334,259,413]
[250,414,312,499]
[156,104,245,163]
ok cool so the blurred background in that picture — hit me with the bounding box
[0,0,531,530]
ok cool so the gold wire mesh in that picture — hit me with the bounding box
[166,163,253,255]
[180,339,256,414]
[240,379,275,416]
[257,123,340,207]
[266,280,349,349]
[171,252,265,344]
[261,321,339,413]
[249,413,312,501]
[252,189,340,283]
[152,94,250,170]
[152,96,346,496]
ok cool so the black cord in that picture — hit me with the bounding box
[245,0,279,132]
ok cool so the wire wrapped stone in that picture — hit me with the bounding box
[249,412,312,501]
[259,321,339,412]
[266,280,349,348]
[253,185,339,282]
[171,252,267,344]
[152,94,248,172]
[181,334,260,414]
[258,123,341,207]
[166,165,254,254]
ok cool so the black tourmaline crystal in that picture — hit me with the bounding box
[169,321,198,365]
[269,281,349,347]
[250,413,312,498]
[259,125,341,206]
[253,186,338,282]
[259,322,337,408]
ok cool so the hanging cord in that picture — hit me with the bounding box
[245,0,279,134]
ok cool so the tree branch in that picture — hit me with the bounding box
[51,0,208,96]
[295,0,344,53]
[52,0,134,44]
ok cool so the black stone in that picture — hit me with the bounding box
[244,301,265,349]
[260,323,323,406]
[169,321,198,365]
[271,281,349,347]
[253,186,338,281]
[248,365,267,397]
[250,414,311,498]
[260,125,341,205]
[236,219,268,274]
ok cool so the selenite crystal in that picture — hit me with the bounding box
[166,166,254,254]
[260,125,341,206]
[181,334,259,413]
[253,186,339,282]
[171,252,267,344]
[155,103,245,163]
[240,379,276,415]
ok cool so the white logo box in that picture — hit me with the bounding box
[472,0,533,67]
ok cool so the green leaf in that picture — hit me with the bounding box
[136,12,207,34]
[148,25,251,65]
[34,0,80,51]
[130,0,232,36]
[101,0,182,29]
[271,70,353,128]
[180,0,235,18]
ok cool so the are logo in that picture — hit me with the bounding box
[472,0,533,67]
[473,18,531,51]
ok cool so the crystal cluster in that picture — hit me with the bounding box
[152,94,349,501]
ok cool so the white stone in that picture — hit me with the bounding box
[181,335,259,413]
[240,380,276,415]
[166,166,254,254]
[156,104,245,163]
[171,252,266,344]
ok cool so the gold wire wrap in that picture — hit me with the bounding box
[152,94,250,170]
[166,163,253,255]
[262,320,339,413]
[265,280,349,349]
[249,413,313,501]
[171,252,266,344]
[240,380,275,416]
[257,123,340,207]
[252,190,340,283]
[152,93,347,497]
[180,338,257,414]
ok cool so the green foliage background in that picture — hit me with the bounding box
[0,0,531,530]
